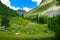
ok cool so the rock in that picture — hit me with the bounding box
[12,30,15,32]
[16,32,20,35]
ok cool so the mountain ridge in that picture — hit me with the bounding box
[24,0,60,18]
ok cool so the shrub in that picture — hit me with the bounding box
[48,14,60,39]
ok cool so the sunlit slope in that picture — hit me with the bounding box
[0,16,55,40]
[24,0,56,18]
[40,0,60,17]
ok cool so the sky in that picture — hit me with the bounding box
[1,0,42,12]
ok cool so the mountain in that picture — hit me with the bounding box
[16,9,26,14]
[40,0,60,18]
[24,0,60,20]
[24,0,55,17]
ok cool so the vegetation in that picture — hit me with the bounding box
[48,14,60,40]
[39,16,48,24]
[0,0,60,40]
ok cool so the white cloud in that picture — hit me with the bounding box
[1,0,20,10]
[0,0,32,11]
[0,0,42,11]
[9,6,20,10]
[32,0,42,6]
[23,7,32,12]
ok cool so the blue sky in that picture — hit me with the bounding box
[1,0,42,12]
[10,0,37,9]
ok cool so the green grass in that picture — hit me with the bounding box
[0,1,58,40]
[0,16,55,40]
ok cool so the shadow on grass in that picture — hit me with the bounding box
[0,37,56,40]
[48,14,60,40]
[1,15,10,30]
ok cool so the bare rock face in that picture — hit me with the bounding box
[40,0,60,6]
[40,0,53,7]
[47,7,60,17]
[40,6,60,17]
[24,0,60,18]
[40,0,60,18]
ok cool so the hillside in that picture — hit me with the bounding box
[0,1,19,26]
[24,0,55,17]
[0,1,56,40]
[24,0,60,21]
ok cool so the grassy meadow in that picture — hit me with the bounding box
[0,0,60,40]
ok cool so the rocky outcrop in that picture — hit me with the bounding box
[40,0,60,17]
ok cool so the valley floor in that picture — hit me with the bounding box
[0,16,55,40]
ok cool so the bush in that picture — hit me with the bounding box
[39,16,48,24]
[48,14,60,39]
[1,16,10,30]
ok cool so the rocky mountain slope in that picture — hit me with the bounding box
[24,0,60,18]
